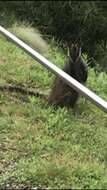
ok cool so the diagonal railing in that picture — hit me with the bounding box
[0,25,107,113]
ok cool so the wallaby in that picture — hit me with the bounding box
[0,26,88,108]
[48,42,88,108]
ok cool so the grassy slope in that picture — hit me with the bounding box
[0,35,107,189]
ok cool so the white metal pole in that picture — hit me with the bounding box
[0,25,107,113]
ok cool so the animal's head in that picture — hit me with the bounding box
[67,42,88,83]
[67,42,82,62]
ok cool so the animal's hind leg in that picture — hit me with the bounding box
[69,91,79,108]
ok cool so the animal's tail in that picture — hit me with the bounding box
[7,22,49,55]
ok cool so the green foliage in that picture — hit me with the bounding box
[8,22,50,56]
[94,42,107,72]
[0,32,107,189]
[1,1,107,71]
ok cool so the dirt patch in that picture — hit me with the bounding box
[0,58,6,64]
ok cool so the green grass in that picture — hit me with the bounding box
[0,34,107,189]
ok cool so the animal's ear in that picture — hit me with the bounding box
[75,43,82,57]
[67,40,74,47]
[63,41,72,49]
[79,47,82,57]
[74,43,77,47]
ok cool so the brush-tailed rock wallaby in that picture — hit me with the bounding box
[1,25,88,108]
[48,43,88,108]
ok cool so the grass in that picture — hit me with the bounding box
[0,33,107,189]
[8,22,50,55]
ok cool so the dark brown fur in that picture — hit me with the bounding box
[48,43,88,108]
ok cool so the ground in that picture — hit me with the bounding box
[0,35,107,189]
